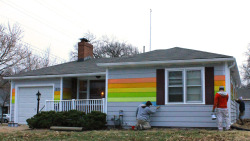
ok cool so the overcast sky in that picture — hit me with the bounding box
[0,0,249,72]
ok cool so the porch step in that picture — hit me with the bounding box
[50,126,83,131]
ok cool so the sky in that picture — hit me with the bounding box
[0,0,249,72]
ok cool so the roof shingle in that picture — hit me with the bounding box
[8,47,233,77]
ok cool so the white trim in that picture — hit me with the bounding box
[60,78,63,100]
[97,58,235,67]
[14,83,54,123]
[105,69,108,114]
[4,72,106,80]
[225,62,232,124]
[202,67,205,105]
[165,67,205,105]
[9,80,12,122]
[165,70,168,104]
[183,70,187,103]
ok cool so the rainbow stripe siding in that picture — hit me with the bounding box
[108,77,156,102]
[54,91,60,100]
[214,75,225,95]
[11,89,15,104]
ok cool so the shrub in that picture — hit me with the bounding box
[26,111,56,129]
[26,110,85,129]
[84,111,107,130]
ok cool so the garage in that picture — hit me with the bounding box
[18,86,53,124]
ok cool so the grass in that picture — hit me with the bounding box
[0,128,250,141]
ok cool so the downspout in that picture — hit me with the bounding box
[229,62,236,69]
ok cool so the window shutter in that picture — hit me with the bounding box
[205,67,214,105]
[156,69,165,105]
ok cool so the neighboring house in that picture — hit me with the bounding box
[4,38,241,127]
[237,87,250,119]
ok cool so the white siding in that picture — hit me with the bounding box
[107,102,217,127]
[18,86,53,124]
[10,78,60,123]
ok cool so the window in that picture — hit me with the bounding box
[79,80,87,99]
[166,68,204,104]
[90,80,105,99]
[77,80,105,99]
[186,70,202,102]
[168,71,183,102]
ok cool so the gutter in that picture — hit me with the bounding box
[229,62,236,69]
[97,58,235,67]
[228,61,241,86]
[3,72,106,80]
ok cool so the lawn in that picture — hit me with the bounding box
[0,125,249,141]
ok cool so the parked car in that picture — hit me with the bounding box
[0,114,10,123]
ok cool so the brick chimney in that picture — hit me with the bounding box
[78,38,93,61]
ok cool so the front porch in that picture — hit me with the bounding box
[44,75,107,114]
[45,98,105,114]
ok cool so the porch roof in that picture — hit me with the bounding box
[7,58,110,78]
[4,47,235,79]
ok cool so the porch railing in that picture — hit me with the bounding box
[45,98,105,114]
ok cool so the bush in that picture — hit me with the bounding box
[26,110,107,130]
[84,111,107,130]
[26,110,85,129]
[26,111,56,129]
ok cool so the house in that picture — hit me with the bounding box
[4,38,241,127]
[237,86,250,119]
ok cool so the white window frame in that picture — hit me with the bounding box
[165,67,205,105]
[77,78,106,99]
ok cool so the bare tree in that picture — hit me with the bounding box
[0,24,30,75]
[0,24,56,123]
[17,47,54,73]
[69,32,139,60]
[241,46,250,86]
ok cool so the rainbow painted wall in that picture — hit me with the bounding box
[11,89,15,104]
[108,77,156,102]
[54,91,60,100]
[214,75,225,95]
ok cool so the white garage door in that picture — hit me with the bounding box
[18,86,53,124]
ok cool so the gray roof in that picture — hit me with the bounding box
[238,87,250,99]
[106,47,233,63]
[8,47,233,77]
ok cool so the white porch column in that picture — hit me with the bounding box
[9,80,13,122]
[59,77,63,111]
[105,69,109,114]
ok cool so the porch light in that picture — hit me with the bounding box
[36,91,41,114]
[101,91,104,96]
